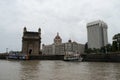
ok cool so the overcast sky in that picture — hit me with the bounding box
[0,0,120,52]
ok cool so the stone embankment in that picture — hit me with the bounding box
[82,52,120,62]
[1,52,120,62]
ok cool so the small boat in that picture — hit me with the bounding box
[6,52,29,60]
[64,52,83,61]
[6,53,19,59]
[18,54,29,60]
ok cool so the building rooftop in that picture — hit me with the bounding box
[87,20,108,28]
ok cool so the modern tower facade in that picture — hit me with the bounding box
[87,20,108,49]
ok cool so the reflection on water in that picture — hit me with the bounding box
[0,60,120,80]
[20,61,40,80]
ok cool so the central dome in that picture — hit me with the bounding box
[55,33,61,39]
[54,32,62,45]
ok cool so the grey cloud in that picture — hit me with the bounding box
[0,0,120,52]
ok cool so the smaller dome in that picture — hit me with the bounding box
[42,44,45,46]
[68,39,72,43]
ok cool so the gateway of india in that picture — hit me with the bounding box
[22,27,41,55]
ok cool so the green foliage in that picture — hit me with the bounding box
[112,41,117,52]
[85,42,88,50]
[112,33,120,52]
[84,42,94,54]
[100,46,106,53]
[85,48,100,54]
[113,33,120,40]
[86,48,93,54]
[106,44,112,52]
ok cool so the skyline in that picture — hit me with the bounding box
[0,0,120,52]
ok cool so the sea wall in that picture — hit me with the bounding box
[1,53,120,62]
[29,55,64,60]
[0,54,7,59]
[82,53,120,62]
[0,54,64,60]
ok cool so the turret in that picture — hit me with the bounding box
[38,28,41,38]
[38,28,41,33]
[24,27,27,32]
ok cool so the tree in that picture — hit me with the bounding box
[112,41,117,52]
[86,48,93,54]
[106,44,112,52]
[99,44,112,53]
[100,46,106,53]
[84,42,92,53]
[84,42,88,53]
[112,33,120,52]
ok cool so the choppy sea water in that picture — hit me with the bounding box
[0,60,120,80]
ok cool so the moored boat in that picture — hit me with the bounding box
[6,52,29,60]
[64,52,83,61]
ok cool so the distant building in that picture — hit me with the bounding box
[22,27,41,55]
[87,20,108,49]
[42,33,84,55]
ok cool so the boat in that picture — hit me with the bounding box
[18,54,29,60]
[64,52,83,61]
[6,53,18,59]
[6,52,29,60]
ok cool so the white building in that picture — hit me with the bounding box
[87,20,108,49]
[42,33,84,55]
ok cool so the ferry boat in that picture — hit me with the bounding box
[64,52,83,61]
[6,52,29,60]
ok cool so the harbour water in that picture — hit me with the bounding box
[0,60,120,80]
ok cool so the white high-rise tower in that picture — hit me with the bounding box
[87,20,108,49]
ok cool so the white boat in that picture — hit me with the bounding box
[64,52,83,61]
